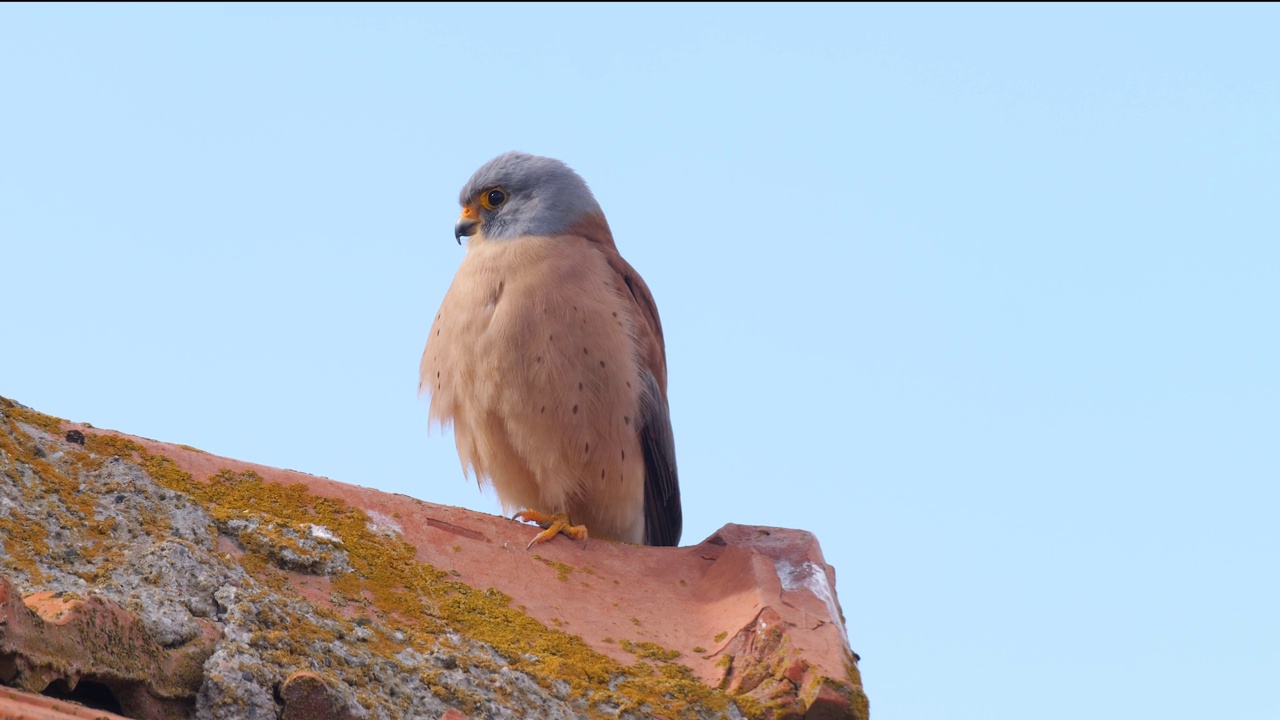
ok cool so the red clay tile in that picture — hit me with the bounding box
[62,423,867,718]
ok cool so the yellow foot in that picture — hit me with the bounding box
[512,510,589,549]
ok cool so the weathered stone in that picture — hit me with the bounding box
[279,671,360,720]
[0,576,218,719]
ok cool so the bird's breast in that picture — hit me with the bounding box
[423,235,644,429]
[421,234,652,541]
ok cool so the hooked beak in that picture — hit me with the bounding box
[454,205,480,244]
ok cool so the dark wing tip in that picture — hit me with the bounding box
[639,371,682,547]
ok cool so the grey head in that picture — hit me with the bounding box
[454,152,603,243]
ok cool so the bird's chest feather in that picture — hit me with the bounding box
[424,236,639,423]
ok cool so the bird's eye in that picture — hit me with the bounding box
[481,188,507,210]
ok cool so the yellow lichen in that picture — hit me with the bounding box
[153,465,735,717]
[846,658,871,720]
[733,694,766,718]
[619,640,680,662]
[0,402,131,583]
[0,399,763,719]
[7,403,64,435]
[531,554,574,582]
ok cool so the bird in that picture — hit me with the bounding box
[420,152,682,548]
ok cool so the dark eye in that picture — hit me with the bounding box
[482,188,507,210]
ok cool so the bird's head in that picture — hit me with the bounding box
[454,152,605,243]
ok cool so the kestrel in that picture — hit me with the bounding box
[420,152,682,547]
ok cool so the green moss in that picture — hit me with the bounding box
[713,631,728,643]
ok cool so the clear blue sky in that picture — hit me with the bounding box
[2,4,1276,719]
